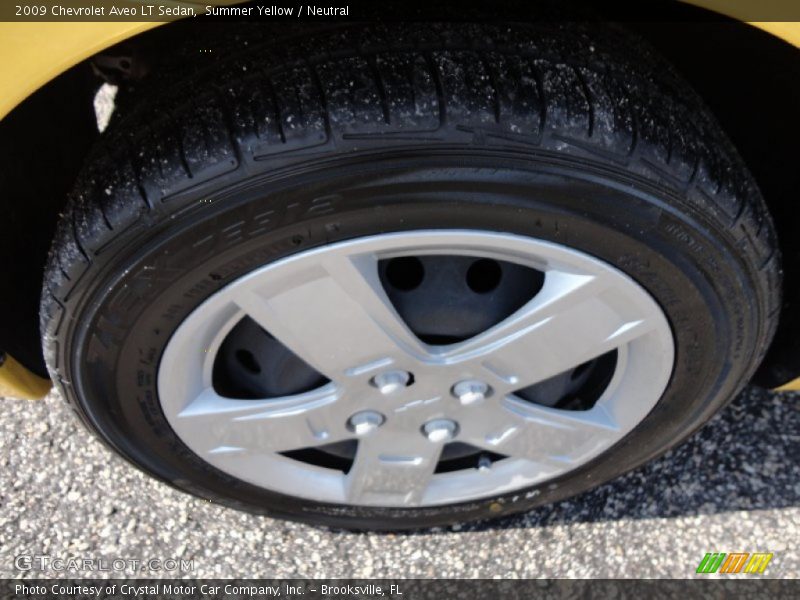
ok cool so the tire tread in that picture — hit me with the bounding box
[41,22,780,422]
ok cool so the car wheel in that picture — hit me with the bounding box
[41,22,780,529]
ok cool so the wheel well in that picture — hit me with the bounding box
[1,8,799,384]
[0,63,98,377]
[631,18,800,386]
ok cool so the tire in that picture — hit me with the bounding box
[41,22,780,530]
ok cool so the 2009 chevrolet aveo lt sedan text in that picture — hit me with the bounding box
[1,1,799,529]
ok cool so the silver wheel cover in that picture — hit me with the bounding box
[158,230,674,507]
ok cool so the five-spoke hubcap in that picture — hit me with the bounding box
[158,230,674,507]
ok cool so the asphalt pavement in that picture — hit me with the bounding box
[0,385,797,579]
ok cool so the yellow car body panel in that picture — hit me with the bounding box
[0,0,244,120]
[1,1,800,395]
[0,22,158,121]
[774,376,800,392]
[0,3,799,121]
[0,353,51,399]
[751,21,800,49]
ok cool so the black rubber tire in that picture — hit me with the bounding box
[41,22,780,530]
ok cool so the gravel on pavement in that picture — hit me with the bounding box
[0,385,797,579]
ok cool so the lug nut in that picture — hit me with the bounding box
[371,370,411,394]
[478,455,492,472]
[347,411,385,435]
[422,419,459,443]
[452,380,490,405]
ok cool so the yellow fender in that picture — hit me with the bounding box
[0,353,51,399]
